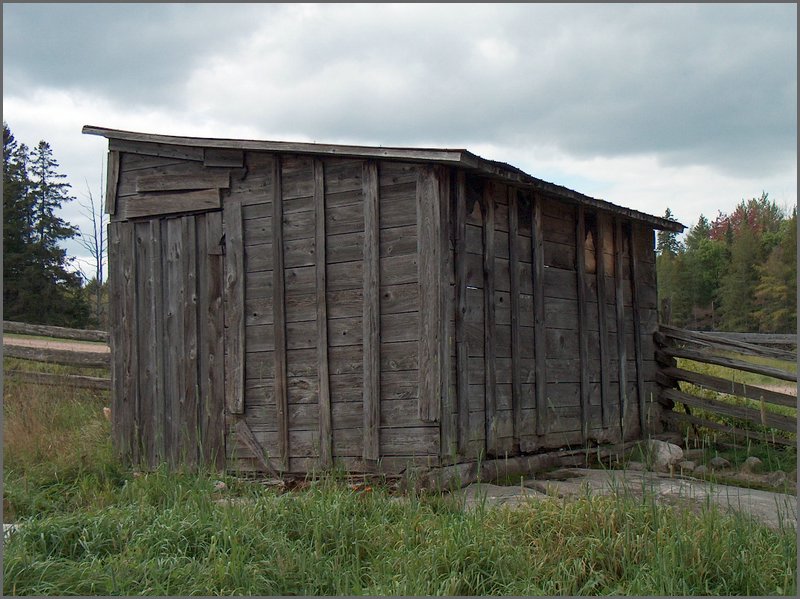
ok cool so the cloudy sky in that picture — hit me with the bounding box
[3,3,797,276]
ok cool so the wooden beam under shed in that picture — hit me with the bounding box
[454,172,470,456]
[595,213,612,428]
[575,206,590,444]
[508,187,523,450]
[614,218,628,433]
[531,194,547,436]
[628,224,647,435]
[482,181,497,454]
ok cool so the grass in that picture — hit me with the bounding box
[3,361,798,596]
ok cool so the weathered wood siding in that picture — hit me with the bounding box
[106,138,660,475]
[448,174,659,457]
[225,153,439,474]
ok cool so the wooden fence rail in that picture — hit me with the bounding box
[655,325,797,445]
[3,321,111,391]
[3,320,109,343]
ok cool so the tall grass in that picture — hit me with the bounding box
[3,361,797,596]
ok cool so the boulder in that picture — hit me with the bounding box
[709,456,731,470]
[693,465,709,476]
[740,456,763,473]
[626,461,646,472]
[646,439,684,471]
[677,460,696,472]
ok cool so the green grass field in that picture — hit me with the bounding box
[3,358,797,596]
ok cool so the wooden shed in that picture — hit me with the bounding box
[83,125,684,476]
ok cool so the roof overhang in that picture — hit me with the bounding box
[83,125,685,232]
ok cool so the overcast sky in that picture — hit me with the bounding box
[3,3,797,276]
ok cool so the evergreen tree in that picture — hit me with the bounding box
[718,227,760,331]
[656,208,683,256]
[2,123,90,326]
[753,209,797,333]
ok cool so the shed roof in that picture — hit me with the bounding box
[83,125,685,232]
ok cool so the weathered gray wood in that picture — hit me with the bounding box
[454,172,470,455]
[108,138,205,161]
[164,218,185,468]
[105,150,120,215]
[662,411,796,446]
[507,187,523,449]
[204,148,244,167]
[4,369,110,390]
[182,217,199,469]
[595,214,612,428]
[203,212,225,469]
[2,321,108,343]
[314,158,332,467]
[150,220,166,466]
[658,366,796,408]
[120,223,139,463]
[659,325,796,362]
[362,160,381,460]
[613,218,628,432]
[134,221,154,467]
[482,182,497,453]
[273,156,289,471]
[662,388,796,434]
[223,199,245,414]
[234,419,281,476]
[660,345,797,382]
[418,165,441,423]
[124,189,221,219]
[695,331,796,348]
[136,171,230,193]
[438,167,455,457]
[628,224,646,435]
[108,223,124,455]
[531,193,547,435]
[575,206,590,443]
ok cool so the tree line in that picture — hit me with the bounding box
[656,194,797,333]
[3,122,104,328]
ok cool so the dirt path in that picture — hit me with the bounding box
[2,335,110,354]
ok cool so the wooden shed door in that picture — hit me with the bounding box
[108,212,226,470]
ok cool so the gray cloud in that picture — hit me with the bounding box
[3,3,796,178]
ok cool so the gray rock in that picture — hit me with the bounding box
[765,471,787,488]
[709,456,731,469]
[626,461,646,471]
[678,460,696,472]
[693,465,709,476]
[646,439,684,471]
[741,456,763,473]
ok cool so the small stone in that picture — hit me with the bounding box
[626,461,645,471]
[741,456,763,473]
[709,456,731,469]
[646,439,684,471]
[764,471,787,488]
[214,480,227,491]
[678,460,696,472]
[693,465,709,476]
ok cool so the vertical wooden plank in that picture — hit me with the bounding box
[614,218,628,433]
[628,224,647,436]
[314,158,332,468]
[165,218,184,468]
[120,223,138,464]
[418,165,442,422]
[595,213,612,429]
[150,220,166,466]
[508,187,522,450]
[531,194,547,436]
[182,216,199,469]
[482,181,497,454]
[439,167,455,457]
[204,212,225,470]
[105,150,120,215]
[575,206,590,443]
[362,160,380,461]
[454,172,470,455]
[134,222,154,468]
[223,200,245,414]
[107,222,125,458]
[273,156,289,471]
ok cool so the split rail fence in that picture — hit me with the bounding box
[655,324,797,446]
[3,321,111,391]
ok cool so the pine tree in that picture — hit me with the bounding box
[753,209,797,333]
[718,227,760,331]
[2,124,90,326]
